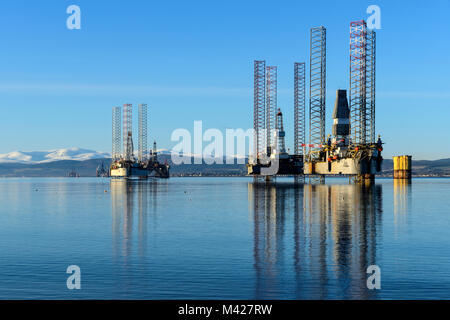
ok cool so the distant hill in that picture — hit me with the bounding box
[0,148,110,164]
[0,154,449,177]
[0,159,110,177]
[0,155,248,177]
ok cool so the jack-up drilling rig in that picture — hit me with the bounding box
[247,20,383,182]
[110,104,170,179]
[304,21,382,182]
[247,61,303,180]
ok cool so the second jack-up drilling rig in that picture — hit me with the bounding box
[247,20,383,182]
[110,104,169,179]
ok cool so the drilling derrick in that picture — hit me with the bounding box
[265,66,277,156]
[275,109,286,154]
[309,26,326,160]
[253,60,266,163]
[150,140,157,162]
[112,106,122,161]
[138,104,148,163]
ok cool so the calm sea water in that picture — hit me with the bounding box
[0,177,449,299]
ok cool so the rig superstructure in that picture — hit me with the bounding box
[110,104,169,179]
[247,60,303,180]
[247,20,383,183]
[96,162,109,177]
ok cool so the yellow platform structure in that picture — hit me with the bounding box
[393,155,412,179]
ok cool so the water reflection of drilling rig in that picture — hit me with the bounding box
[110,104,169,179]
[111,179,161,261]
[247,21,383,183]
[248,182,383,299]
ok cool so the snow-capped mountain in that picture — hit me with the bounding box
[0,148,111,164]
[0,147,249,164]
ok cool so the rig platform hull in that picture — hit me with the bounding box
[110,167,149,179]
[247,155,303,176]
[304,157,381,176]
[110,159,170,179]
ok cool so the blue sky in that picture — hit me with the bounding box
[0,0,449,160]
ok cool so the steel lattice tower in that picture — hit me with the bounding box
[265,66,277,153]
[138,104,148,163]
[112,106,121,161]
[350,20,374,145]
[309,26,326,157]
[294,62,306,156]
[254,60,266,162]
[123,103,133,161]
[366,29,376,144]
